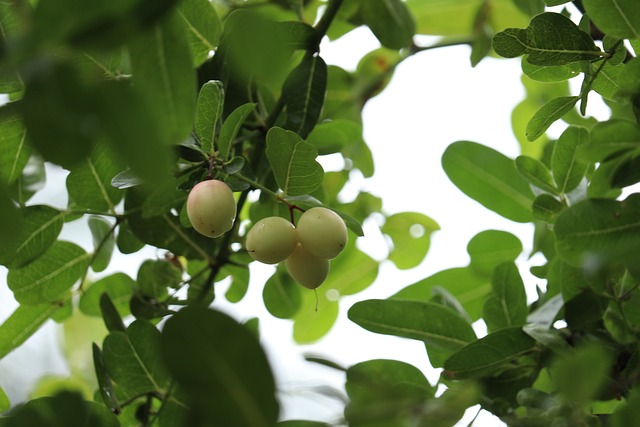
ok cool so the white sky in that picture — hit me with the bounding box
[0,22,610,427]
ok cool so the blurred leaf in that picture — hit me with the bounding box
[393,267,490,321]
[223,264,250,303]
[66,145,123,212]
[137,259,181,300]
[128,11,196,145]
[493,12,601,65]
[0,385,8,413]
[278,422,331,427]
[483,263,528,332]
[266,127,324,196]
[8,241,91,304]
[263,268,302,319]
[580,119,640,162]
[0,205,64,268]
[116,220,145,254]
[348,299,476,352]
[322,242,378,296]
[177,0,221,66]
[362,0,415,49]
[161,306,279,427]
[551,342,613,403]
[110,169,144,190]
[307,119,361,155]
[442,141,534,223]
[293,289,339,344]
[526,96,580,142]
[443,327,536,379]
[283,54,327,139]
[611,387,640,427]
[467,230,522,276]
[88,216,116,272]
[9,155,46,205]
[195,80,224,155]
[552,126,589,194]
[555,194,640,266]
[218,103,256,160]
[0,303,59,359]
[582,0,640,39]
[381,212,439,270]
[80,273,135,318]
[0,108,29,185]
[103,320,169,400]
[522,323,571,354]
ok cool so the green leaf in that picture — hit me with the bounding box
[482,263,528,332]
[218,103,256,160]
[9,154,46,206]
[321,242,378,296]
[555,194,640,266]
[99,293,126,333]
[348,299,476,352]
[262,268,302,319]
[362,0,416,49]
[612,387,640,427]
[88,216,115,273]
[128,12,196,144]
[582,0,640,39]
[522,57,582,82]
[526,96,580,141]
[283,55,327,139]
[8,241,91,304]
[522,322,571,354]
[580,120,640,162]
[443,327,536,379]
[92,343,120,413]
[393,267,490,321]
[0,385,8,413]
[0,205,64,268]
[116,220,145,254]
[442,141,535,223]
[493,12,602,65]
[552,126,589,193]
[80,273,134,318]
[515,155,558,194]
[266,127,324,196]
[223,264,250,303]
[0,303,59,359]
[177,0,221,66]
[278,422,331,427]
[161,306,279,427]
[137,259,181,300]
[0,108,29,185]
[467,230,523,276]
[381,212,439,270]
[532,194,565,222]
[293,289,339,344]
[66,145,123,212]
[102,320,170,400]
[194,80,224,155]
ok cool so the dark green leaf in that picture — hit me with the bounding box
[66,145,123,212]
[0,205,64,268]
[9,154,47,205]
[611,387,640,427]
[278,422,330,427]
[116,220,145,254]
[493,12,602,65]
[0,303,59,359]
[266,127,324,196]
[263,268,302,319]
[443,327,536,379]
[177,0,221,66]
[552,126,589,193]
[442,141,534,223]
[128,12,196,145]
[582,0,640,39]
[348,299,476,352]
[522,57,582,82]
[223,264,250,303]
[137,259,181,300]
[283,55,327,139]
[161,306,279,427]
[580,120,640,162]
[483,263,528,332]
[306,119,362,155]
[218,103,256,160]
[88,216,116,272]
[532,194,565,222]
[611,153,640,188]
[0,108,29,185]
[555,194,640,266]
[195,80,224,155]
[381,212,439,270]
[362,0,415,49]
[522,323,570,355]
[467,230,522,276]
[99,293,126,333]
[103,320,170,400]
[80,273,135,318]
[92,343,120,413]
[8,241,91,304]
[515,155,558,193]
[526,96,580,141]
[551,342,613,402]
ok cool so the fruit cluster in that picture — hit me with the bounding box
[185,179,348,289]
[246,207,348,289]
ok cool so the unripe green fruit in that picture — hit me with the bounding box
[246,216,297,264]
[296,207,348,259]
[186,180,236,238]
[285,244,329,289]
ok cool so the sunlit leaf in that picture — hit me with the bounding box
[579,119,640,162]
[526,96,580,141]
[515,155,558,194]
[381,212,439,270]
[80,273,135,318]
[532,194,565,222]
[552,126,589,194]
[467,230,522,276]
[0,303,59,359]
[195,80,224,155]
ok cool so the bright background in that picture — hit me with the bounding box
[0,19,607,426]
